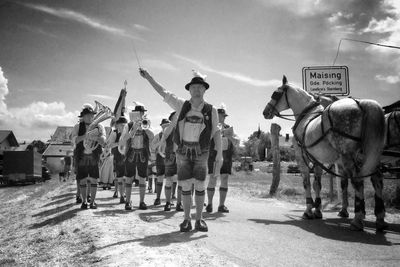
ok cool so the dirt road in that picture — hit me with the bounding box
[1,177,399,266]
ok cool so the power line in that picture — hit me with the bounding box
[332,38,400,66]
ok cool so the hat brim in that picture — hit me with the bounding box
[78,111,97,117]
[185,81,209,90]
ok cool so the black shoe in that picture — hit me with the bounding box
[103,187,107,190]
[206,204,213,213]
[180,219,192,232]
[120,196,125,204]
[139,202,148,210]
[113,191,118,198]
[176,202,184,212]
[218,205,229,213]
[148,188,153,193]
[125,202,132,210]
[81,203,88,209]
[154,198,161,206]
[76,196,82,204]
[164,202,171,211]
[90,202,97,209]
[195,219,208,232]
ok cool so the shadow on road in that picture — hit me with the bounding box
[96,230,207,249]
[30,208,81,229]
[33,203,75,218]
[138,209,178,222]
[249,215,400,246]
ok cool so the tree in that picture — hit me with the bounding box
[27,140,47,154]
[243,130,271,161]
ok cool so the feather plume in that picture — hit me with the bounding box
[192,69,207,80]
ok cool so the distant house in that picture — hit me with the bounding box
[50,126,74,143]
[43,143,74,174]
[0,130,19,155]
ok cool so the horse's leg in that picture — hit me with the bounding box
[336,164,349,218]
[313,166,323,219]
[371,172,388,231]
[350,178,366,231]
[293,144,314,219]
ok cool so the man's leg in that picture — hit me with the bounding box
[164,176,173,211]
[172,177,177,199]
[218,174,229,212]
[118,177,125,203]
[206,174,217,212]
[80,177,88,209]
[176,184,183,211]
[138,176,147,209]
[88,177,98,209]
[154,175,164,205]
[124,176,134,210]
[76,178,82,204]
[193,153,208,232]
[180,179,194,222]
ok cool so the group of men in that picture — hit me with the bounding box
[71,68,238,232]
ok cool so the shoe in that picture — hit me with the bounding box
[107,186,112,190]
[154,198,161,206]
[139,202,148,210]
[179,219,192,232]
[148,189,153,193]
[176,202,183,212]
[87,196,91,203]
[103,187,107,190]
[90,202,97,209]
[81,203,88,209]
[125,202,132,210]
[76,196,82,204]
[195,219,208,232]
[113,191,118,198]
[206,204,213,213]
[218,205,229,213]
[164,202,171,211]
[120,196,125,204]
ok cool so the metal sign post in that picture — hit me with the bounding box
[302,66,350,96]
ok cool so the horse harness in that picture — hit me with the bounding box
[270,87,376,179]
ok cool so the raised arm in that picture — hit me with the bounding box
[139,68,168,99]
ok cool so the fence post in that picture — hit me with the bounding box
[269,123,281,196]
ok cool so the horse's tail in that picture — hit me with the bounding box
[359,99,385,176]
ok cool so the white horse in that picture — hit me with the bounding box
[263,76,387,231]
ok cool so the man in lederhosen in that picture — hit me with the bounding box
[152,118,171,206]
[120,104,154,210]
[108,116,128,203]
[206,105,238,213]
[158,111,182,211]
[140,69,222,232]
[72,104,106,209]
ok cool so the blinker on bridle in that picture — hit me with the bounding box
[267,87,295,121]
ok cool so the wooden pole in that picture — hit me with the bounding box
[269,123,281,196]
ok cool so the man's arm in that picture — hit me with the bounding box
[211,108,223,163]
[139,68,184,111]
[72,124,85,145]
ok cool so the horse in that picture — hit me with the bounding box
[312,95,400,219]
[263,75,387,231]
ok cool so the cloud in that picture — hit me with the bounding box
[18,24,60,39]
[19,2,142,40]
[0,66,78,141]
[134,24,151,32]
[87,94,114,100]
[375,74,400,84]
[172,54,280,87]
[141,59,179,72]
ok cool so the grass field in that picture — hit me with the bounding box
[229,161,400,213]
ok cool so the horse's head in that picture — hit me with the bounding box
[263,75,291,119]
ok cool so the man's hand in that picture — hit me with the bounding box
[213,153,223,176]
[139,68,151,80]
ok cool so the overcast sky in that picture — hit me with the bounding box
[1,0,400,142]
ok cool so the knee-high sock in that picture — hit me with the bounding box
[118,178,125,197]
[165,178,172,203]
[80,181,87,203]
[139,177,146,203]
[207,187,215,205]
[154,177,158,193]
[195,190,205,220]
[114,179,118,193]
[182,190,192,220]
[219,187,228,206]
[172,182,177,197]
[90,181,98,203]
[125,182,133,203]
[177,186,182,204]
[76,179,81,197]
[148,176,153,190]
[156,176,164,199]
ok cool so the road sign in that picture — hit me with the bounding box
[302,66,349,95]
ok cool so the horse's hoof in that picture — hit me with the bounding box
[302,212,314,220]
[376,219,389,232]
[338,209,349,218]
[313,210,323,219]
[350,220,364,231]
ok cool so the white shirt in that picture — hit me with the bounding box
[164,91,219,142]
